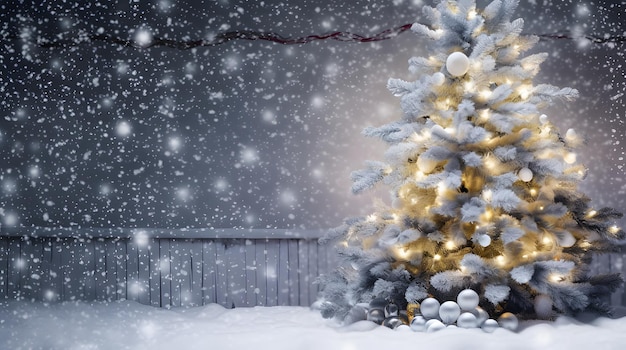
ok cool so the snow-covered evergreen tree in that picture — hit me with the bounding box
[319,0,625,322]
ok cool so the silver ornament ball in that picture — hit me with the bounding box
[481,319,499,333]
[367,308,385,325]
[471,306,489,326]
[498,312,519,331]
[439,301,461,324]
[457,312,478,328]
[410,315,428,332]
[420,298,441,320]
[426,320,446,333]
[457,289,480,311]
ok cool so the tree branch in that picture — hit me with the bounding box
[4,24,625,50]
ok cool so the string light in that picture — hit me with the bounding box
[496,255,506,266]
[529,188,538,196]
[445,241,455,250]
[366,214,378,222]
[542,236,552,245]
[549,274,563,283]
[395,247,412,260]
[609,226,620,234]
[433,254,442,261]
[587,210,597,218]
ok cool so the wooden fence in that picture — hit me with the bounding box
[0,227,625,308]
[0,227,335,308]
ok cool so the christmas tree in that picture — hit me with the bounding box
[319,0,625,330]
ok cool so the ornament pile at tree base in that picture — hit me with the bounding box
[353,289,519,333]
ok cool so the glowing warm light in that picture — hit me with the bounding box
[395,247,412,260]
[445,241,455,250]
[539,206,544,211]
[587,210,597,218]
[518,86,531,99]
[564,152,577,164]
[340,241,349,248]
[479,109,490,121]
[496,255,505,265]
[366,214,377,222]
[415,171,425,181]
[549,274,563,283]
[391,213,400,222]
[437,181,447,194]
[484,210,494,220]
[484,158,497,170]
[464,81,476,92]
[480,89,492,100]
[445,127,455,134]
[580,240,591,249]
[609,226,620,234]
[482,189,493,202]
[433,254,442,261]
[542,236,552,244]
[468,9,477,19]
[530,188,538,196]
[410,197,419,205]
[522,254,529,259]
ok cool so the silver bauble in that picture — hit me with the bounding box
[498,312,519,331]
[410,315,427,332]
[367,308,385,325]
[384,303,399,317]
[420,298,441,320]
[481,319,499,333]
[382,316,403,329]
[457,289,480,311]
[426,320,446,333]
[471,306,489,326]
[439,301,461,324]
[457,312,478,328]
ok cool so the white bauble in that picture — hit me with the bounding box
[417,155,438,173]
[565,128,577,140]
[396,324,411,332]
[539,114,549,124]
[457,289,480,311]
[534,294,554,319]
[439,301,461,324]
[420,298,441,320]
[426,320,446,333]
[410,315,428,332]
[446,52,470,77]
[457,312,478,328]
[518,167,533,182]
[564,152,577,164]
[498,312,519,331]
[471,307,489,326]
[477,234,491,247]
[481,319,499,333]
[432,72,446,86]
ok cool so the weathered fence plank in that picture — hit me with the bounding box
[159,239,171,307]
[254,239,267,306]
[148,239,161,307]
[201,240,217,305]
[244,239,257,306]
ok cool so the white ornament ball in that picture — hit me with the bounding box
[446,52,470,77]
[410,315,428,332]
[564,152,577,164]
[439,301,461,324]
[420,298,441,320]
[556,230,576,248]
[498,312,519,331]
[396,324,411,332]
[534,294,554,319]
[417,154,438,173]
[518,167,533,182]
[457,289,480,311]
[565,128,577,140]
[481,318,499,333]
[432,72,446,86]
[426,320,446,333]
[477,234,491,247]
[457,312,478,328]
[471,307,489,326]
[539,114,549,124]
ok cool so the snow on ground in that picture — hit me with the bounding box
[1,301,625,350]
